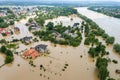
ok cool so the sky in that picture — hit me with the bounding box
[0,0,120,1]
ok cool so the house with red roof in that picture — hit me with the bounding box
[22,49,40,59]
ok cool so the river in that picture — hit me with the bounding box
[76,7,120,44]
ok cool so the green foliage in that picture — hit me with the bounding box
[9,20,14,25]
[0,22,9,28]
[35,16,45,26]
[6,49,13,57]
[1,33,7,36]
[7,14,15,19]
[88,43,107,57]
[96,57,109,80]
[4,56,14,64]
[88,47,98,57]
[88,6,120,19]
[0,46,14,64]
[113,43,120,54]
[46,22,54,30]
[0,46,7,53]
[0,17,4,23]
[106,36,115,45]
[102,33,109,39]
[98,66,109,80]
[36,7,77,20]
[33,22,82,47]
[107,78,116,80]
[0,39,7,44]
[6,44,17,49]
[112,60,118,64]
[28,27,32,31]
[28,18,33,23]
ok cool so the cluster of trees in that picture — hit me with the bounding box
[36,7,78,20]
[28,18,33,23]
[88,43,108,57]
[96,57,109,80]
[0,46,14,64]
[33,22,82,47]
[96,57,115,80]
[0,17,8,28]
[106,36,115,45]
[88,6,120,19]
[0,39,7,44]
[113,43,120,54]
[84,32,99,45]
[34,16,45,26]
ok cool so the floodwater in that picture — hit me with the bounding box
[0,7,120,80]
[76,7,120,80]
[76,7,120,44]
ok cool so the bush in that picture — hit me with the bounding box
[112,60,118,64]
[113,43,120,54]
[106,36,115,45]
[96,57,109,80]
[0,46,7,53]
[4,56,14,64]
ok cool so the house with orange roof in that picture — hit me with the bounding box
[22,49,40,59]
[0,28,4,33]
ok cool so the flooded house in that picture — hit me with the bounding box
[14,27,20,34]
[35,44,48,53]
[22,36,33,43]
[22,49,40,59]
[31,26,41,31]
[0,28,4,33]
[72,23,80,28]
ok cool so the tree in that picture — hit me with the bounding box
[9,20,14,25]
[5,49,13,57]
[0,17,4,23]
[0,39,7,44]
[35,17,45,26]
[96,57,109,80]
[28,18,33,23]
[4,56,14,64]
[107,78,116,80]
[113,43,120,54]
[98,66,109,80]
[46,22,54,30]
[88,47,98,57]
[0,46,7,53]
[106,36,115,45]
[0,22,9,28]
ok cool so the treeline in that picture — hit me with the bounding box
[35,6,77,23]
[88,7,120,18]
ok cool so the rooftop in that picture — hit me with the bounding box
[22,49,40,59]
